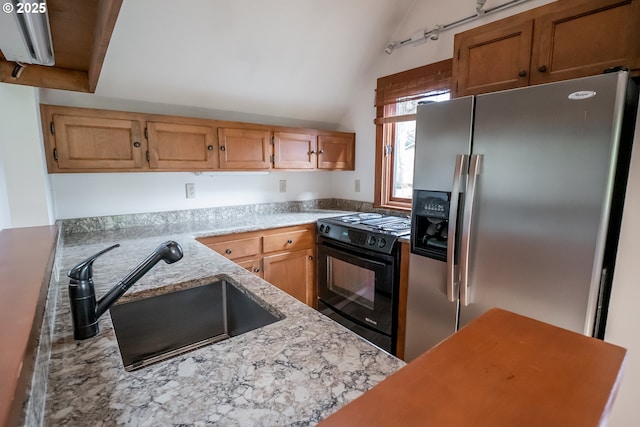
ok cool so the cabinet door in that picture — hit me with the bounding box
[147,122,217,170]
[236,258,263,277]
[453,20,533,96]
[263,248,314,306]
[317,134,355,170]
[530,0,640,85]
[273,131,316,169]
[218,128,272,169]
[52,114,144,170]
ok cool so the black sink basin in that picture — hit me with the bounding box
[109,278,283,371]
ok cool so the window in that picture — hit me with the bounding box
[374,60,452,210]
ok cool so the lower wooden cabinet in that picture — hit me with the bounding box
[197,224,316,307]
[263,248,314,305]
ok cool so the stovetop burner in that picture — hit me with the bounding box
[317,213,411,254]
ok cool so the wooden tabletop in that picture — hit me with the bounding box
[318,308,626,427]
[0,226,58,427]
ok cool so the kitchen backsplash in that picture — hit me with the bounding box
[58,199,408,235]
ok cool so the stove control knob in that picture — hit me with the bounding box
[325,225,331,234]
[319,224,325,233]
[367,236,377,246]
[378,238,386,248]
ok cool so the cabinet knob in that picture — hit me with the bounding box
[518,70,527,77]
[253,268,260,273]
[220,146,226,151]
[538,65,548,73]
[287,239,293,244]
[318,150,324,154]
[225,248,232,254]
[133,141,141,148]
[309,150,316,155]
[308,255,313,260]
[207,145,214,151]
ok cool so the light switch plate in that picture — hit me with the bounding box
[185,183,196,199]
[279,180,286,193]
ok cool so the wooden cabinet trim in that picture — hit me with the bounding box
[41,104,355,173]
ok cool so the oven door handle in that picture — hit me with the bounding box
[446,154,467,303]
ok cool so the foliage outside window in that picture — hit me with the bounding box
[374,60,452,211]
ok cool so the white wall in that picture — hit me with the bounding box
[605,107,640,427]
[0,83,54,228]
[334,0,556,202]
[51,170,333,219]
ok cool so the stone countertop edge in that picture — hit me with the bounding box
[42,210,406,426]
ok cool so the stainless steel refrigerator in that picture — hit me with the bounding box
[405,71,639,361]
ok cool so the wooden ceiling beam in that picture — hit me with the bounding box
[0,0,122,93]
[88,0,124,92]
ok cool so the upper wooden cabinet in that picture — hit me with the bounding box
[147,122,217,170]
[273,131,355,170]
[47,113,145,171]
[453,0,640,96]
[317,134,355,170]
[529,0,640,85]
[217,128,272,170]
[273,131,316,169]
[40,104,356,173]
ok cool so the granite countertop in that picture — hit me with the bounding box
[43,210,406,426]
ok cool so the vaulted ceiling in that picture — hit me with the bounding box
[1,0,416,125]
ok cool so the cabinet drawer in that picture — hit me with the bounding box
[263,230,314,253]
[207,237,260,260]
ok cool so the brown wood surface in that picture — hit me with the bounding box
[197,224,317,307]
[318,308,626,427]
[317,134,355,170]
[40,104,356,173]
[147,121,217,170]
[452,0,640,96]
[395,241,410,359]
[0,226,58,427]
[530,0,640,85]
[273,132,316,169]
[263,248,314,306]
[53,114,144,170]
[218,128,272,170]
[0,0,122,93]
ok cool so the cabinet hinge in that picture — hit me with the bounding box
[50,121,55,135]
[270,136,274,145]
[457,48,460,60]
[53,148,58,161]
[146,151,150,162]
[270,154,275,163]
[144,127,148,139]
[384,145,393,156]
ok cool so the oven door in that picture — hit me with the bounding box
[317,239,396,335]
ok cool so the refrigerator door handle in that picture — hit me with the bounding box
[446,154,467,302]
[460,154,482,306]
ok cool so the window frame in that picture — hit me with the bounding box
[374,59,452,211]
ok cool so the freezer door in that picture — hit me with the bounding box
[405,254,457,361]
[413,97,474,191]
[458,72,630,335]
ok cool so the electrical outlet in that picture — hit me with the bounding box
[185,183,196,199]
[279,180,287,193]
[355,179,361,193]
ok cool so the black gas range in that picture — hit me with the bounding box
[316,213,411,255]
[316,213,410,355]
